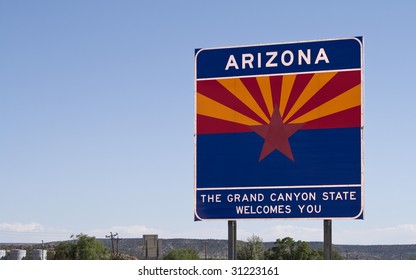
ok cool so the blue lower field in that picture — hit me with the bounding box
[196,128,361,188]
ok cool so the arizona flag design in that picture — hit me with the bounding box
[195,38,363,220]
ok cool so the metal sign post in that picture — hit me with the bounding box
[323,219,332,260]
[228,220,237,260]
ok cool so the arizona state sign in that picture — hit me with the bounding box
[194,37,363,220]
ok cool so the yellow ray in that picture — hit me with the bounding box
[218,78,270,123]
[280,74,296,117]
[197,93,262,126]
[284,71,337,122]
[289,84,361,124]
[256,76,273,117]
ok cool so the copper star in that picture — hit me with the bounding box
[250,108,304,161]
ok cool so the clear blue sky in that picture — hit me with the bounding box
[1,0,415,245]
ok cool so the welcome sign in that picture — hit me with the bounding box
[194,37,364,220]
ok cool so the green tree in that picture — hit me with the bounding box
[237,235,265,260]
[163,248,200,260]
[74,234,109,260]
[53,241,74,260]
[265,237,319,260]
[53,234,110,260]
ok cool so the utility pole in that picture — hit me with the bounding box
[116,235,120,255]
[106,232,118,255]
